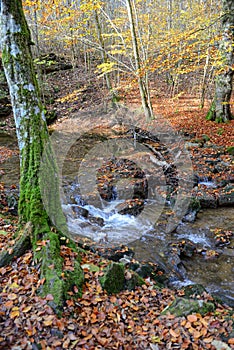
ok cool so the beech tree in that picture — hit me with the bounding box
[0,0,83,308]
[206,0,234,122]
[125,0,153,120]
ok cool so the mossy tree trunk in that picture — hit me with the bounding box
[206,0,234,122]
[0,0,83,309]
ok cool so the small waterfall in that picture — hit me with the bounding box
[197,176,216,188]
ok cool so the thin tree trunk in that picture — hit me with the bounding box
[94,9,119,105]
[126,0,153,120]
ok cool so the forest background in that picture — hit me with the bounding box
[22,0,234,121]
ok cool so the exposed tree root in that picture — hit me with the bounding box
[0,225,84,311]
[0,227,31,268]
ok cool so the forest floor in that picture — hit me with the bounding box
[0,66,234,349]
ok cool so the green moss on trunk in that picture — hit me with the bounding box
[38,232,84,308]
[206,101,216,121]
[1,0,84,310]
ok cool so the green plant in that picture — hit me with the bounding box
[217,127,224,136]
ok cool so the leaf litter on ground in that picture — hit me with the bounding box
[0,68,233,349]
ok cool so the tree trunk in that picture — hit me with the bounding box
[126,0,153,120]
[0,0,83,309]
[206,0,234,122]
[94,10,119,106]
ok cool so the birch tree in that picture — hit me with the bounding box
[0,0,83,309]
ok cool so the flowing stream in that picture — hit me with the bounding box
[1,129,233,306]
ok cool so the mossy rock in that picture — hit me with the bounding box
[99,262,125,294]
[183,284,207,298]
[130,262,167,287]
[227,146,234,156]
[161,297,215,317]
[133,263,154,278]
[188,197,201,212]
[202,134,210,142]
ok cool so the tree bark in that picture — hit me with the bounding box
[126,0,153,120]
[0,0,83,309]
[94,9,119,106]
[206,0,234,122]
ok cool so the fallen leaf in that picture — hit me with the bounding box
[169,329,180,338]
[8,293,17,300]
[22,305,32,313]
[187,314,198,323]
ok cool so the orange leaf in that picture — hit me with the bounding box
[10,310,20,318]
[4,300,14,308]
[203,337,213,343]
[187,314,197,323]
[84,334,93,341]
[56,319,65,331]
[193,330,201,339]
[169,329,180,338]
[43,315,54,326]
[22,305,32,313]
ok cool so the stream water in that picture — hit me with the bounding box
[1,129,233,306]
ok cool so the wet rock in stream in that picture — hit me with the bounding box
[218,185,234,206]
[71,205,89,218]
[70,204,104,227]
[116,198,145,216]
[96,157,148,203]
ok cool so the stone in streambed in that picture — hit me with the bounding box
[197,191,218,208]
[88,215,104,227]
[183,284,207,297]
[71,205,104,226]
[116,198,144,216]
[71,205,89,218]
[98,245,134,262]
[161,297,215,316]
[218,185,234,206]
